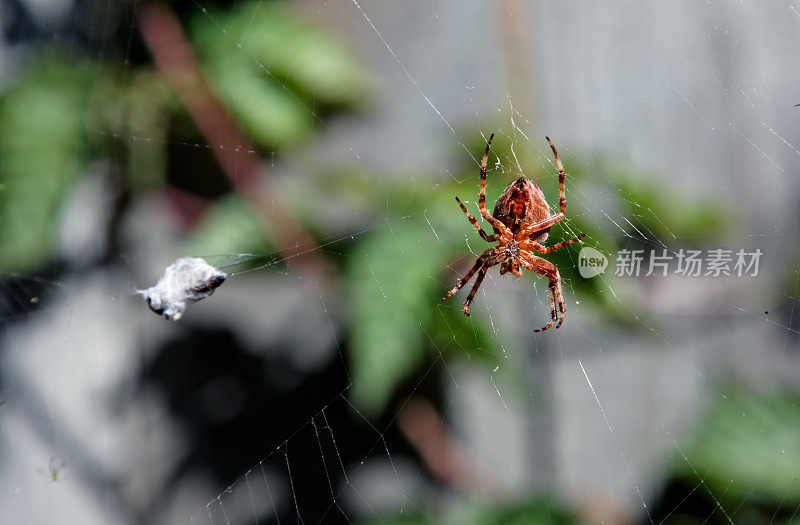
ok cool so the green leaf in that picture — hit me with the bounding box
[449,496,580,525]
[114,71,171,189]
[676,389,800,505]
[365,494,581,525]
[189,1,372,149]
[611,174,729,245]
[224,1,372,106]
[0,57,90,271]
[346,219,445,415]
[179,195,273,259]
[202,54,314,148]
[427,303,497,363]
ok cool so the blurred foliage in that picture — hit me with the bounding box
[345,214,497,414]
[611,176,729,247]
[448,496,582,525]
[674,388,800,510]
[347,219,443,414]
[180,195,272,257]
[189,1,372,149]
[362,494,582,525]
[0,0,370,274]
[0,56,91,270]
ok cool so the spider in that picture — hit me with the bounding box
[441,134,585,332]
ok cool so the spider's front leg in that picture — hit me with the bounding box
[476,134,507,233]
[524,234,586,253]
[518,137,570,238]
[454,197,496,242]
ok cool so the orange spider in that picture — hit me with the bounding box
[442,134,585,332]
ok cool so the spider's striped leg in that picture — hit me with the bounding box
[547,234,586,252]
[477,134,507,233]
[554,277,567,329]
[521,253,564,332]
[536,279,559,333]
[518,137,570,238]
[546,136,567,215]
[519,214,564,237]
[441,249,493,302]
[526,234,586,254]
[455,197,496,242]
[462,264,489,317]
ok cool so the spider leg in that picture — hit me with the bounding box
[520,253,565,332]
[552,269,567,330]
[462,264,490,316]
[477,134,508,233]
[519,214,564,237]
[455,197,496,242]
[441,248,495,302]
[518,137,569,238]
[525,234,586,254]
[546,136,567,217]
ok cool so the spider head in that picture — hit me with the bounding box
[500,240,522,277]
[499,257,522,277]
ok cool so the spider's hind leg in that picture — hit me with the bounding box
[462,264,489,316]
[554,280,566,329]
[442,248,494,303]
[535,280,558,333]
[521,254,564,333]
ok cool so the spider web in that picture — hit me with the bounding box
[1,1,799,524]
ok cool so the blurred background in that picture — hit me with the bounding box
[0,0,799,523]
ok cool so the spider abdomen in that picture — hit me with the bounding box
[492,177,551,242]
